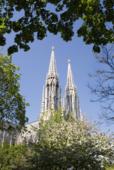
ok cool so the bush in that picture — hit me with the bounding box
[0,144,30,170]
[30,111,114,170]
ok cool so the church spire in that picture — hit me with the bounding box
[48,46,57,76]
[41,47,61,121]
[64,60,80,120]
[66,59,75,90]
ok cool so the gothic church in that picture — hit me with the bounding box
[0,47,82,144]
[41,47,81,121]
[17,47,82,143]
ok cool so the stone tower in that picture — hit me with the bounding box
[41,47,61,120]
[64,60,80,119]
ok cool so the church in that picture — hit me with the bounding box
[0,47,83,144]
[41,47,81,121]
[17,47,83,144]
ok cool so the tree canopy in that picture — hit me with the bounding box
[0,144,29,170]
[0,55,28,132]
[29,111,114,170]
[0,0,113,54]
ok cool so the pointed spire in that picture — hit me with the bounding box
[48,46,57,76]
[66,59,75,89]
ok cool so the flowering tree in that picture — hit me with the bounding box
[30,112,114,170]
[0,112,113,170]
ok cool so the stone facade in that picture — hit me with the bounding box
[64,60,80,119]
[41,47,82,121]
[16,121,39,144]
[41,47,61,121]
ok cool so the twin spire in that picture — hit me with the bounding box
[41,47,81,121]
[48,47,75,89]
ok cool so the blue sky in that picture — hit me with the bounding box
[13,34,101,121]
[2,32,114,132]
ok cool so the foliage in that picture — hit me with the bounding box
[0,144,30,170]
[106,166,114,170]
[40,108,64,124]
[30,111,114,170]
[0,0,113,54]
[0,55,28,132]
[0,111,113,170]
